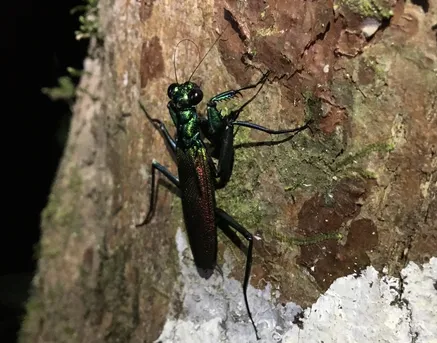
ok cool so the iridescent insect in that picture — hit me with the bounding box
[137,27,311,340]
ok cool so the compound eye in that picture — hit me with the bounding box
[189,88,203,105]
[167,83,178,99]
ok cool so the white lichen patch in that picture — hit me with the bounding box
[155,229,437,343]
[400,260,437,343]
[285,258,437,343]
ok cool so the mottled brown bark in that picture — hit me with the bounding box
[20,0,436,342]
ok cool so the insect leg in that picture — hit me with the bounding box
[139,101,177,152]
[215,207,260,340]
[232,119,313,135]
[213,127,234,190]
[203,72,269,144]
[136,161,179,227]
[226,72,270,122]
[208,71,269,106]
[204,73,270,188]
[205,72,269,132]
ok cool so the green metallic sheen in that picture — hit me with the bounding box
[167,81,204,148]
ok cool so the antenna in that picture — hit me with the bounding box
[188,24,230,81]
[173,39,200,83]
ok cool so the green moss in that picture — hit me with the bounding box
[23,295,43,314]
[99,246,128,298]
[215,100,340,252]
[41,192,73,228]
[303,91,323,120]
[69,167,83,192]
[39,167,84,260]
[216,126,266,229]
[335,0,393,20]
[70,0,100,41]
[66,67,85,77]
[41,66,87,107]
[214,119,345,257]
[97,246,138,340]
[369,57,388,80]
[273,92,336,197]
[19,296,44,343]
[270,230,343,246]
[333,141,394,171]
[41,76,76,102]
[42,168,83,227]
[40,239,62,259]
[282,136,393,194]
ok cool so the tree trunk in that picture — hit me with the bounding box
[20,1,436,343]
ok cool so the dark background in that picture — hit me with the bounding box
[3,1,88,341]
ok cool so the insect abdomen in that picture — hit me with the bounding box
[177,146,217,279]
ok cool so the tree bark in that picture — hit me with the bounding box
[20,1,436,343]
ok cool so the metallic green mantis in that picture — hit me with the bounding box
[137,35,311,340]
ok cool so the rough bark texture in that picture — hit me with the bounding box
[20,1,436,343]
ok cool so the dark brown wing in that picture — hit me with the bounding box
[176,146,217,278]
